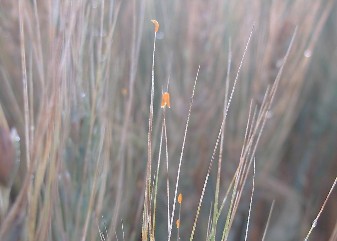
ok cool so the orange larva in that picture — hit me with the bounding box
[176,219,180,229]
[151,19,159,33]
[161,92,171,109]
[178,193,182,204]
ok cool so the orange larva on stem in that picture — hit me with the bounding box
[176,219,180,229]
[151,19,159,33]
[161,92,171,109]
[178,193,182,204]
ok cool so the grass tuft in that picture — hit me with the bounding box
[0,1,336,241]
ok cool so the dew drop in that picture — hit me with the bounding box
[304,49,312,58]
[10,128,20,142]
[266,111,273,119]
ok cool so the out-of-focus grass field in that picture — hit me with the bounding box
[0,0,336,240]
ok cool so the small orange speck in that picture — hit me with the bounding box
[151,19,159,33]
[121,88,128,96]
[176,219,180,229]
[178,193,182,204]
[161,92,171,109]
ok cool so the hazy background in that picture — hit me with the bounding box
[0,0,336,240]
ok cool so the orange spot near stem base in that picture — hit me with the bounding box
[161,92,171,108]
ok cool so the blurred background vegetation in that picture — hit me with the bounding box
[0,0,336,240]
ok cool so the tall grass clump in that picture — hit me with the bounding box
[0,0,336,241]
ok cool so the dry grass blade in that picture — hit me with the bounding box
[206,202,213,239]
[81,124,108,241]
[191,33,252,237]
[177,193,183,241]
[224,26,253,121]
[190,116,223,241]
[18,0,30,170]
[212,40,232,239]
[244,158,255,241]
[151,121,164,236]
[304,177,337,241]
[164,111,170,235]
[143,19,158,241]
[261,200,275,241]
[18,1,33,240]
[222,27,297,241]
[206,26,254,241]
[168,66,200,241]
